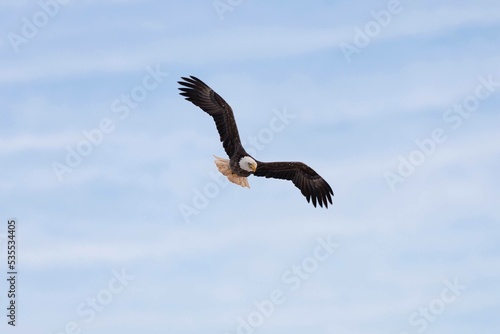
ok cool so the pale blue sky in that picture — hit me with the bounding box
[1,1,499,333]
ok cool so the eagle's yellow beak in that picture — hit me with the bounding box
[251,163,257,172]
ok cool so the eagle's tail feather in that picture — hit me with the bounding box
[213,155,250,188]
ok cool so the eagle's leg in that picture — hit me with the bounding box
[213,155,250,188]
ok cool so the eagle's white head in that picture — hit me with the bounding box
[239,156,257,173]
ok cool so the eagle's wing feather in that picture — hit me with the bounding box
[254,161,334,208]
[178,76,242,157]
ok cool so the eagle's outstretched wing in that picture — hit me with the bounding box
[178,76,242,157]
[254,161,334,208]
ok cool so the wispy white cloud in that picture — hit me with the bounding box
[383,5,500,40]
[2,3,499,83]
[0,132,77,153]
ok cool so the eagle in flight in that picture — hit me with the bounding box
[178,76,334,208]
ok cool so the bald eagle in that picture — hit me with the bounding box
[178,76,334,208]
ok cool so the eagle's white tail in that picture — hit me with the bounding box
[213,155,250,188]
